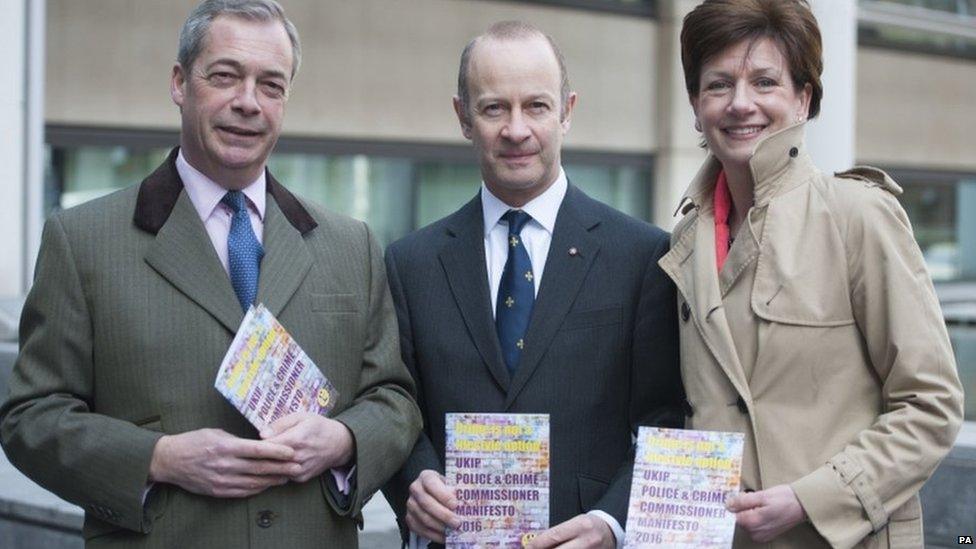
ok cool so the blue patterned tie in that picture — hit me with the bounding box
[222,191,264,310]
[496,210,535,376]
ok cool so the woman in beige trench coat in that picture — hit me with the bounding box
[658,1,965,547]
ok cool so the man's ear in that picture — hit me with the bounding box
[453,96,472,140]
[560,92,578,132]
[171,63,187,108]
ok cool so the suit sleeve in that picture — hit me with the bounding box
[0,215,164,533]
[380,243,443,538]
[328,223,423,518]
[790,187,963,547]
[593,231,685,524]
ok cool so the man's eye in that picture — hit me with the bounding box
[528,102,550,112]
[209,72,237,85]
[483,104,502,115]
[263,82,286,96]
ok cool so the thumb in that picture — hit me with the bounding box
[262,413,303,439]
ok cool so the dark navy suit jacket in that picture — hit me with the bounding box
[382,184,683,537]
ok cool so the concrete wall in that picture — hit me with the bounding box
[46,0,657,153]
[856,47,976,171]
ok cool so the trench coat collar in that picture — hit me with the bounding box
[674,122,816,215]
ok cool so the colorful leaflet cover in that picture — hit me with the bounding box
[214,304,338,431]
[445,413,549,548]
[624,427,745,548]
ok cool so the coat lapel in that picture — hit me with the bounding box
[659,207,751,401]
[504,186,600,409]
[256,197,313,318]
[438,196,511,393]
[144,191,244,333]
[137,149,319,334]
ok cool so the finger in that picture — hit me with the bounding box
[420,471,458,508]
[242,458,303,478]
[228,438,295,461]
[405,511,446,544]
[527,521,575,548]
[407,497,447,539]
[211,474,288,497]
[410,485,459,529]
[727,491,763,512]
[735,507,765,532]
[262,413,307,439]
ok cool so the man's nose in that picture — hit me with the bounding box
[231,80,261,116]
[501,109,531,142]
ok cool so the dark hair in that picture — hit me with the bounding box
[680,0,823,119]
[457,21,571,122]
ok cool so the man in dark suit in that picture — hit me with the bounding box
[0,1,419,547]
[382,21,683,549]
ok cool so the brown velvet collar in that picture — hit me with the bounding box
[133,147,317,236]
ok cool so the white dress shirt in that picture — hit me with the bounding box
[411,167,625,549]
[177,150,266,272]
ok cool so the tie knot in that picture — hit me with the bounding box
[502,209,532,235]
[221,190,247,214]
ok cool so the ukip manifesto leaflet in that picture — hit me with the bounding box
[624,427,745,548]
[445,413,549,548]
[214,304,339,431]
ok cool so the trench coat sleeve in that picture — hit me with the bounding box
[328,223,423,518]
[380,243,443,540]
[0,215,164,533]
[790,186,964,548]
[593,234,685,524]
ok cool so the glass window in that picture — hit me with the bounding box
[893,171,976,282]
[45,137,654,249]
[509,0,654,16]
[859,0,976,59]
[948,326,976,421]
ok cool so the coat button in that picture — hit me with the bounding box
[736,396,749,414]
[681,302,690,322]
[789,146,799,158]
[256,510,275,528]
[682,399,694,417]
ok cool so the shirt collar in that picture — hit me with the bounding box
[177,149,267,222]
[481,167,567,237]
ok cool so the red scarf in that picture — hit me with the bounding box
[713,170,732,272]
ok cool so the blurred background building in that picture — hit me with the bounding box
[1,0,974,547]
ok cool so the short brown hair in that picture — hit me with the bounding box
[680,0,823,119]
[456,21,571,121]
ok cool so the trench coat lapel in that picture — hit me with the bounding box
[659,207,751,401]
[144,191,244,333]
[439,196,511,393]
[504,187,599,409]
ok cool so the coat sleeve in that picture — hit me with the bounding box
[790,185,964,547]
[0,214,164,533]
[328,222,423,519]
[380,242,443,541]
[593,231,685,525]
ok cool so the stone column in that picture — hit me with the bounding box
[807,0,858,173]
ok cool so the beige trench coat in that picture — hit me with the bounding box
[658,124,964,548]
